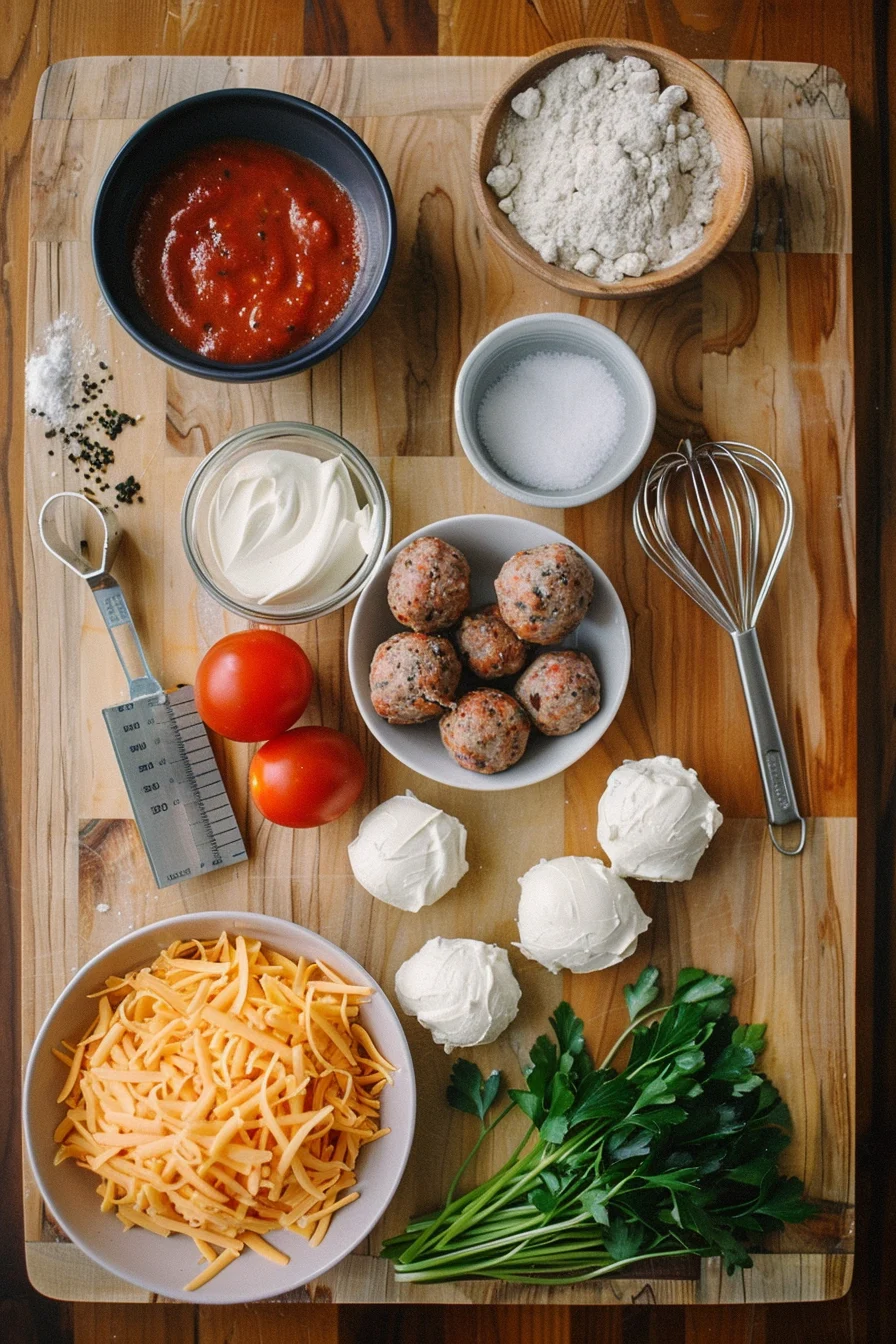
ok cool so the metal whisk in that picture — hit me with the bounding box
[633,438,806,856]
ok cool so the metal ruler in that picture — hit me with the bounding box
[103,686,247,888]
[39,492,248,889]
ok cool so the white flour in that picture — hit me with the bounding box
[487,53,722,283]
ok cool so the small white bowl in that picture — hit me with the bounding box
[23,913,416,1304]
[454,313,656,508]
[348,514,631,792]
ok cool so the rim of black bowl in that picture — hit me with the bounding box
[91,88,397,384]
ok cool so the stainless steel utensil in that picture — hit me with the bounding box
[633,439,806,856]
[38,492,248,886]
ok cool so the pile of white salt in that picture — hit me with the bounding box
[26,314,96,429]
[476,350,626,492]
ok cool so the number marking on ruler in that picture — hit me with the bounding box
[102,684,247,888]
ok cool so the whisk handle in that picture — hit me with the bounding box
[731,629,805,848]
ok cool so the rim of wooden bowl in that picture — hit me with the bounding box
[471,37,755,299]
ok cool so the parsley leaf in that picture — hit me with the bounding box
[386,968,817,1287]
[446,1059,501,1123]
[604,1216,644,1261]
[551,1001,586,1058]
[540,1074,576,1144]
[625,966,661,1021]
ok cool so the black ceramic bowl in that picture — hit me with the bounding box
[92,89,396,383]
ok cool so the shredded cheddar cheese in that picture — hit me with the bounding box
[52,934,393,1290]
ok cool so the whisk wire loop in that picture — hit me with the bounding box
[635,456,735,630]
[684,448,759,631]
[633,438,804,854]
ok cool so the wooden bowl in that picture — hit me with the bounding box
[472,38,754,299]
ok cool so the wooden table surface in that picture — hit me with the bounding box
[1,2,891,1342]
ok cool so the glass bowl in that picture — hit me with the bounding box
[181,422,391,623]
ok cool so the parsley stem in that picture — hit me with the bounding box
[395,1247,698,1286]
[598,1005,671,1070]
[428,1129,597,1252]
[395,1212,596,1274]
[398,1109,530,1264]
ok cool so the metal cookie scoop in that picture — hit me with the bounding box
[38,492,247,887]
[39,491,163,701]
[633,439,806,857]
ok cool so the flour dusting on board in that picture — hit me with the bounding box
[27,316,144,505]
[487,53,722,282]
[26,315,96,429]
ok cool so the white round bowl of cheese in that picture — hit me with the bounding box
[24,912,415,1304]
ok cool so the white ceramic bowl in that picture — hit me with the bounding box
[454,314,656,508]
[23,912,416,1305]
[348,515,631,791]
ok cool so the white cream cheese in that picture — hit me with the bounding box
[394,937,521,1052]
[348,792,469,912]
[204,448,374,606]
[516,855,650,974]
[597,755,722,882]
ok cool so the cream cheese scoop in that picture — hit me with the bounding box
[395,937,521,1052]
[205,448,373,607]
[516,855,650,974]
[348,792,468,912]
[597,755,722,882]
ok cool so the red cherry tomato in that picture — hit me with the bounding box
[195,630,314,742]
[249,726,366,828]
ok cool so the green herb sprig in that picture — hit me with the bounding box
[382,967,816,1284]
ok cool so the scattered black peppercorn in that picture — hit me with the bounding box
[114,475,141,505]
[30,343,144,502]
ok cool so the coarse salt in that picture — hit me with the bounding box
[476,350,626,492]
[26,314,97,430]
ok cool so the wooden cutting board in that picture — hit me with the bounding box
[21,55,855,1305]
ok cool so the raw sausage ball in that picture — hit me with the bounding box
[387,536,471,633]
[515,650,601,736]
[495,543,594,644]
[455,604,529,680]
[369,633,461,725]
[440,688,531,774]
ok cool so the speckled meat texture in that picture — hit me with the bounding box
[387,536,471,633]
[439,688,531,774]
[369,632,461,724]
[455,603,529,680]
[495,543,594,643]
[515,649,601,736]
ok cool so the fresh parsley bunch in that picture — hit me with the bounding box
[382,967,816,1284]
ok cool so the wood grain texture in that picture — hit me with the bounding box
[20,53,854,1313]
[305,0,437,55]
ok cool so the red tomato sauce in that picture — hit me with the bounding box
[132,139,360,363]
